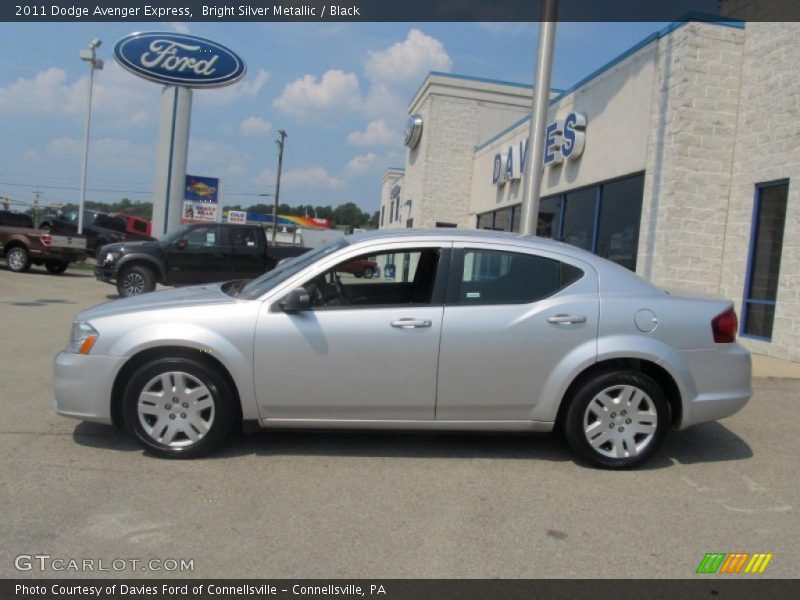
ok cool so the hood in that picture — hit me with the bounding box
[101,240,160,255]
[77,283,237,321]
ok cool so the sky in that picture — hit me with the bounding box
[0,21,668,215]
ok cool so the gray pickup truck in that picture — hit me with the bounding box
[0,211,87,274]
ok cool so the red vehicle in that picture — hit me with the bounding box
[336,257,377,278]
[114,213,152,238]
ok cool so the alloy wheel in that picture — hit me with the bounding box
[8,249,25,271]
[123,272,145,295]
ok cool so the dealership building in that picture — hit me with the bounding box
[379,19,800,362]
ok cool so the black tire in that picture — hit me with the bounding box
[562,370,669,469]
[45,260,68,274]
[117,264,156,297]
[362,266,374,279]
[122,356,236,459]
[6,246,31,273]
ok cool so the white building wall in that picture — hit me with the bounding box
[718,22,800,360]
[471,40,657,216]
[638,22,746,295]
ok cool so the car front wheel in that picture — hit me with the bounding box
[117,264,155,297]
[122,357,236,458]
[563,370,669,469]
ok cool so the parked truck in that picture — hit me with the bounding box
[95,222,311,297]
[0,210,87,274]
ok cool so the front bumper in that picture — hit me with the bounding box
[53,351,127,425]
[94,263,117,283]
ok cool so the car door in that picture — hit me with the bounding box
[253,242,450,421]
[164,225,230,284]
[227,226,266,279]
[436,243,598,421]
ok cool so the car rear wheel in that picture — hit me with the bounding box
[45,260,68,274]
[122,357,236,458]
[563,370,669,469]
[6,247,31,273]
[117,264,155,297]
[362,266,374,278]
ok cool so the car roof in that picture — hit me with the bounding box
[345,229,661,295]
[347,228,591,258]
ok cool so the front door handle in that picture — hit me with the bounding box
[391,319,432,329]
[547,314,587,325]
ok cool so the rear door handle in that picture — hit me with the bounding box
[547,314,587,325]
[391,319,432,329]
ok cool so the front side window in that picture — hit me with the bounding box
[742,181,789,340]
[450,248,583,305]
[184,225,221,247]
[301,248,442,309]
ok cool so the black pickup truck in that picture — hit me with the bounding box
[95,222,311,297]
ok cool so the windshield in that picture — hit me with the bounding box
[238,237,350,299]
[159,225,192,245]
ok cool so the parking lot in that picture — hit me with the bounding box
[0,263,798,579]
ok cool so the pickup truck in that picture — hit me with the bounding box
[95,222,311,297]
[0,211,87,274]
[40,209,154,257]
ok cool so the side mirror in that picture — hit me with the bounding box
[279,287,311,313]
[176,239,187,250]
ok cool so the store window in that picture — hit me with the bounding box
[475,206,517,232]
[537,196,562,239]
[595,175,645,271]
[742,180,789,340]
[561,187,597,252]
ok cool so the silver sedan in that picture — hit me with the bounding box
[53,230,751,468]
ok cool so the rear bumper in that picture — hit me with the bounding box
[672,344,752,428]
[53,351,126,425]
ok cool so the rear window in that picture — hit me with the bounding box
[0,211,34,228]
[132,220,148,233]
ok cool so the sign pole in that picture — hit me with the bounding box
[152,85,192,236]
[520,0,558,236]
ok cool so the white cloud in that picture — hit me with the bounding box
[282,166,344,190]
[195,69,270,107]
[347,119,396,147]
[47,136,155,173]
[187,138,251,180]
[478,22,536,36]
[168,22,190,34]
[240,116,273,137]
[365,29,452,85]
[0,62,159,123]
[346,153,379,174]
[273,69,361,121]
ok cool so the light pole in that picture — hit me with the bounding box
[77,37,103,235]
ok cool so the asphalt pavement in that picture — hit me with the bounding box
[0,263,797,578]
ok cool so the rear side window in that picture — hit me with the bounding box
[132,220,147,233]
[449,248,583,305]
[0,211,34,228]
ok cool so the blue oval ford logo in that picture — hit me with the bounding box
[114,32,246,88]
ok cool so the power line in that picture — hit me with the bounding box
[0,180,153,195]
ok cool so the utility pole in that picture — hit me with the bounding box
[32,191,42,227]
[519,0,558,236]
[271,129,287,243]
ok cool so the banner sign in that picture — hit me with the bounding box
[183,175,219,223]
[227,210,247,224]
[247,213,333,230]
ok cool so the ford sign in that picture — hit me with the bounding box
[114,32,246,88]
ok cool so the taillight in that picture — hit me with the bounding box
[40,233,51,247]
[712,308,738,343]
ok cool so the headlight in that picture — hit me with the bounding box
[68,321,99,354]
[104,251,121,264]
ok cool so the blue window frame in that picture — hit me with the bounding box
[741,180,789,341]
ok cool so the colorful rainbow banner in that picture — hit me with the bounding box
[246,213,332,230]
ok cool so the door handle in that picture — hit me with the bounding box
[390,319,432,329]
[547,314,587,325]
